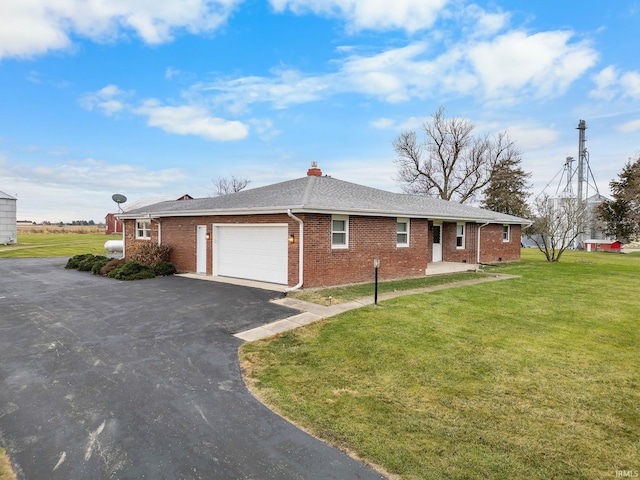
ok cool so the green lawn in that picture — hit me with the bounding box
[240,249,640,479]
[0,233,112,258]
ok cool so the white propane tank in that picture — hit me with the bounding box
[104,240,124,252]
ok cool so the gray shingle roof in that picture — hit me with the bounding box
[119,175,531,224]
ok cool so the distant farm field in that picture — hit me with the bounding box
[0,230,116,258]
[17,224,104,234]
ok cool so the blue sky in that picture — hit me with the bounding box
[1,0,639,222]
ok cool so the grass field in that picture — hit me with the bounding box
[0,232,114,258]
[241,249,640,479]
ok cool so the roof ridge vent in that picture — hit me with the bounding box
[307,162,322,177]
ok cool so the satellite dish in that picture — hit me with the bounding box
[112,194,127,204]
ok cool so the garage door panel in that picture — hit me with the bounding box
[215,226,288,284]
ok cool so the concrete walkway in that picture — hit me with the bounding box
[235,273,519,341]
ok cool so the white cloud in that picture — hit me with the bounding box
[620,71,640,99]
[134,99,249,141]
[197,28,597,111]
[3,156,185,190]
[80,84,130,116]
[505,124,560,151]
[370,117,394,129]
[81,85,249,141]
[588,66,640,101]
[200,68,333,113]
[459,4,510,38]
[467,30,598,103]
[269,0,449,33]
[590,66,619,100]
[617,119,640,133]
[2,156,191,222]
[0,0,241,59]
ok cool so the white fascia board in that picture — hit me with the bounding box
[116,206,302,220]
[116,206,532,226]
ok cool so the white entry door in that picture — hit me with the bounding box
[214,225,288,284]
[432,223,443,262]
[196,225,207,274]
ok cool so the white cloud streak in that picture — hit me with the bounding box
[0,0,241,59]
[81,85,249,141]
[617,119,640,133]
[197,28,598,110]
[269,0,449,33]
[134,100,249,141]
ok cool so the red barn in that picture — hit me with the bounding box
[583,239,623,252]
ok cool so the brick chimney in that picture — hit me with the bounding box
[307,161,322,177]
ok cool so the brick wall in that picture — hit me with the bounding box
[123,214,300,281]
[476,223,522,263]
[300,214,430,288]
[124,214,521,288]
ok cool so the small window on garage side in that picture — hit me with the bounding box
[332,215,348,249]
[456,223,465,249]
[136,219,151,240]
[397,218,409,247]
[503,224,510,242]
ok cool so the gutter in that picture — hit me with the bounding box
[285,209,304,293]
[477,221,490,264]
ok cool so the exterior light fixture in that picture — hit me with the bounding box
[289,234,295,244]
[206,232,211,240]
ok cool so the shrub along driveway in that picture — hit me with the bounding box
[0,258,384,480]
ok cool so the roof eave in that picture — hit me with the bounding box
[118,205,531,225]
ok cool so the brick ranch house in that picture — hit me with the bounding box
[118,165,531,290]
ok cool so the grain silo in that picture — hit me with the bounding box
[0,190,17,244]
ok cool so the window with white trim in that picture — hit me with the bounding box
[456,223,465,248]
[503,224,510,242]
[397,218,409,247]
[331,215,348,248]
[136,219,151,240]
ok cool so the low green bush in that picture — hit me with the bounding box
[107,261,156,281]
[100,258,126,276]
[91,257,112,275]
[153,261,177,276]
[77,255,109,272]
[67,254,176,280]
[65,253,92,269]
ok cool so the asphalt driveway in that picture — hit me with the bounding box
[0,258,384,480]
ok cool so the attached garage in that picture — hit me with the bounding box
[213,224,289,284]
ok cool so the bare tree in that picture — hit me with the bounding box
[394,106,521,204]
[212,175,250,196]
[528,193,586,262]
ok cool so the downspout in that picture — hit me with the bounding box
[149,215,161,245]
[122,220,126,258]
[285,209,304,293]
[477,222,490,264]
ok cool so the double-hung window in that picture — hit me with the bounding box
[503,224,510,242]
[331,215,348,249]
[136,219,151,240]
[397,218,409,247]
[456,223,465,248]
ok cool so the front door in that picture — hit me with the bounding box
[432,223,442,262]
[196,225,207,274]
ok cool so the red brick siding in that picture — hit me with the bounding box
[477,223,522,263]
[300,214,430,288]
[124,214,300,282]
[441,222,477,263]
[123,214,521,288]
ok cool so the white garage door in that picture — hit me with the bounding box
[214,225,288,284]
